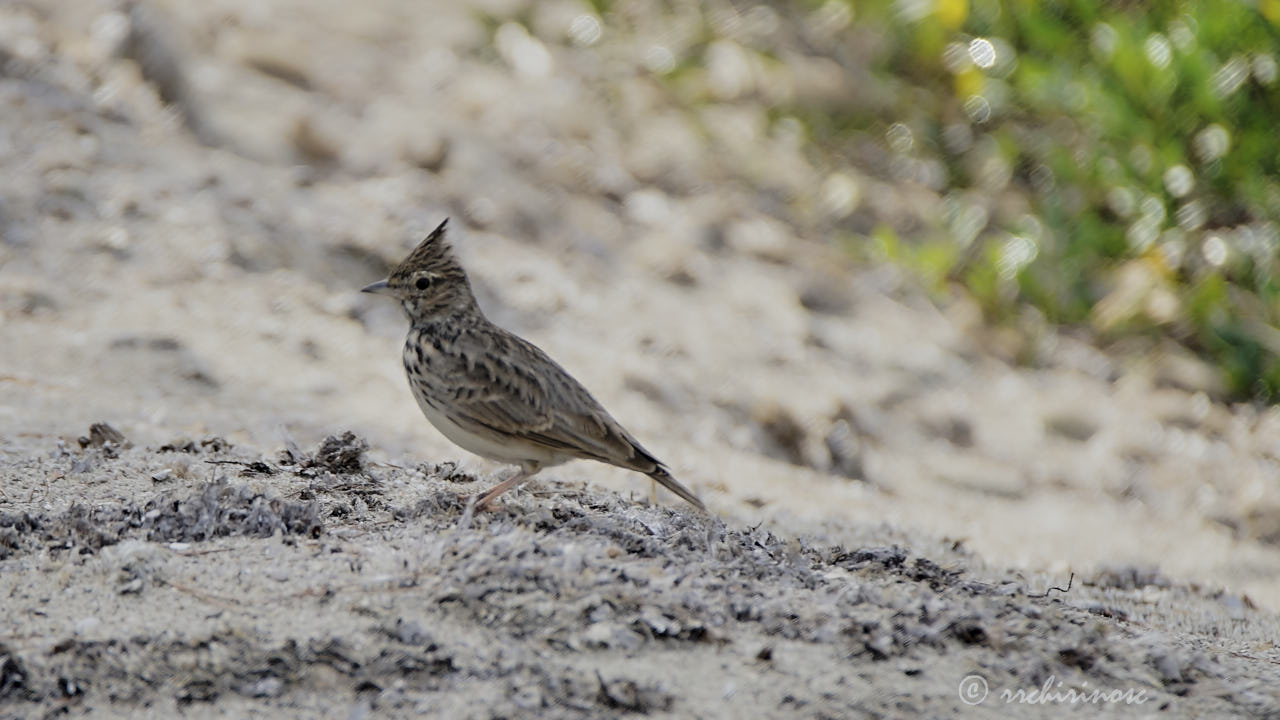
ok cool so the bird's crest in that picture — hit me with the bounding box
[395,218,456,275]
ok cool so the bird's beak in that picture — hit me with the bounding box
[361,279,394,296]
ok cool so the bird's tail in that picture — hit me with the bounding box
[647,465,707,512]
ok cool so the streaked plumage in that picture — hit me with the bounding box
[362,219,705,511]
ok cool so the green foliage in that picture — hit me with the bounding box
[795,0,1280,399]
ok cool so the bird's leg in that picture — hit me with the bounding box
[474,462,541,509]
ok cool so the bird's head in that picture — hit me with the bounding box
[362,218,477,320]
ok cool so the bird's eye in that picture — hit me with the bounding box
[415,277,432,290]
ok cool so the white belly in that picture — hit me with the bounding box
[410,390,564,467]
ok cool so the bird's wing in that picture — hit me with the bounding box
[439,327,655,469]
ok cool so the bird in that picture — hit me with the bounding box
[361,219,706,512]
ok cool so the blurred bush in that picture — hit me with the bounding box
[554,0,1278,398]
[786,0,1280,399]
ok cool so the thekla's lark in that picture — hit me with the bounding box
[362,219,705,511]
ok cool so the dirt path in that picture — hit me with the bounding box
[3,433,1279,718]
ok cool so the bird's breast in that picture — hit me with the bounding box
[401,327,564,467]
[403,329,436,371]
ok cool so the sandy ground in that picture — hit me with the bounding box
[3,0,1280,717]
